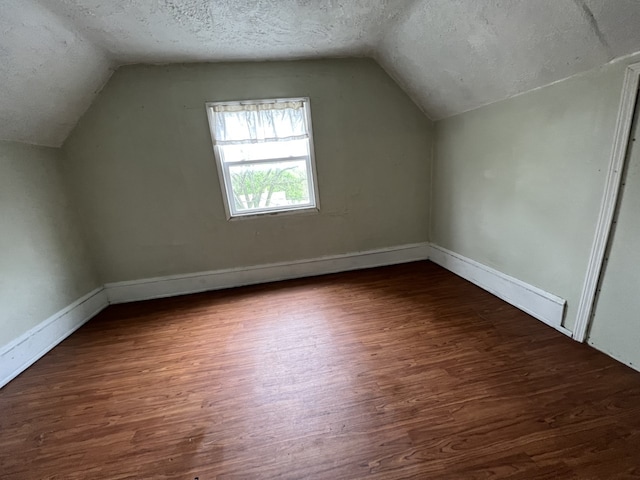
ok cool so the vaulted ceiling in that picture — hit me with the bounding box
[3,0,640,147]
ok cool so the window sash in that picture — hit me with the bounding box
[216,153,308,167]
[206,97,319,219]
[221,157,316,216]
[217,138,309,164]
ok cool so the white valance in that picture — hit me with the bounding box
[211,100,308,146]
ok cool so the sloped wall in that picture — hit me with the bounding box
[63,59,434,283]
[432,57,636,332]
[0,141,99,348]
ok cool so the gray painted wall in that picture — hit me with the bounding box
[0,141,99,348]
[588,94,640,369]
[432,57,637,332]
[2,53,639,375]
[63,59,433,283]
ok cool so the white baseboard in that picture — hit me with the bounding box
[105,242,432,304]
[0,243,429,389]
[2,241,574,389]
[429,244,571,336]
[0,287,109,389]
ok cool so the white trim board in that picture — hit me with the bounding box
[1,241,574,389]
[574,62,640,342]
[0,243,430,389]
[429,244,571,337]
[0,287,109,389]
[105,243,432,304]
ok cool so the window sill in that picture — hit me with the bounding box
[227,206,320,221]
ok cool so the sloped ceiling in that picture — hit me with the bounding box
[2,0,640,147]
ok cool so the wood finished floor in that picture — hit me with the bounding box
[1,261,640,479]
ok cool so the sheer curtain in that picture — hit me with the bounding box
[206,97,318,216]
[211,101,308,146]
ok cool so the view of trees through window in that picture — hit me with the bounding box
[228,162,310,212]
[208,98,318,216]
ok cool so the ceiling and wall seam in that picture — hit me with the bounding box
[32,0,118,149]
[3,1,640,146]
[436,49,640,124]
[372,53,435,122]
[36,1,117,63]
[372,0,435,121]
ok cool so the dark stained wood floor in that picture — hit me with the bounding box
[1,261,640,479]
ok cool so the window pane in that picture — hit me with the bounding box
[228,160,312,213]
[207,97,319,218]
[220,139,308,163]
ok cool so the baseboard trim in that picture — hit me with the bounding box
[429,244,571,337]
[3,241,573,389]
[105,243,432,304]
[0,287,109,389]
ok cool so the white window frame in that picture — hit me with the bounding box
[205,97,320,219]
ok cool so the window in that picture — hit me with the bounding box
[206,97,319,218]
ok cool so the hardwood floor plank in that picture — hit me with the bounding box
[1,261,639,479]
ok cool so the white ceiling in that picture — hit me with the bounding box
[2,0,640,147]
[377,0,640,119]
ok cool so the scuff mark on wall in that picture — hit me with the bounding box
[573,0,613,59]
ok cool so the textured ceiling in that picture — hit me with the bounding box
[2,0,640,147]
[377,0,640,119]
[0,0,112,147]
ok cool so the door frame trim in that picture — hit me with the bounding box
[574,62,640,342]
